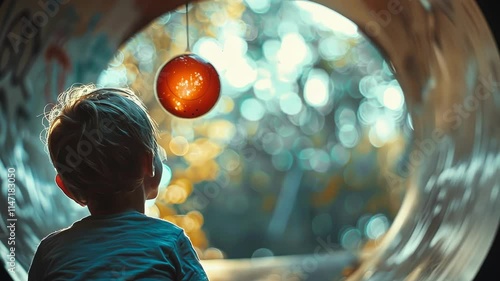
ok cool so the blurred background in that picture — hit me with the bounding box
[96,0,412,260]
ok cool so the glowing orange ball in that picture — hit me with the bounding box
[155,53,221,118]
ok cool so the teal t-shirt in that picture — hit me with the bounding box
[28,210,208,281]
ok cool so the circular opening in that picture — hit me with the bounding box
[97,1,412,276]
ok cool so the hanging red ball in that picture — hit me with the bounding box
[155,53,221,118]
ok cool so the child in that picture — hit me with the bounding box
[28,85,209,280]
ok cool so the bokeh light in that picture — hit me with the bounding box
[98,0,410,260]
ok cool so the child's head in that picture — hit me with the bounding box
[45,84,163,210]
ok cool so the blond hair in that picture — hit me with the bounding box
[44,84,159,203]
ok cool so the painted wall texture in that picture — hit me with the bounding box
[0,0,181,279]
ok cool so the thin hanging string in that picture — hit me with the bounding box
[185,1,190,52]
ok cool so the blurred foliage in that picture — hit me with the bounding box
[98,0,412,259]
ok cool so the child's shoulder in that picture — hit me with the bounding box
[41,212,184,246]
[97,211,185,235]
[143,216,187,238]
[142,215,183,232]
[36,228,66,250]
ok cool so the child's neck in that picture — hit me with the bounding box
[87,189,146,216]
[88,204,144,216]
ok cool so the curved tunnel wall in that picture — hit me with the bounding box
[1,0,499,281]
[0,1,177,279]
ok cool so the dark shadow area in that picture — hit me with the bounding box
[1,259,13,281]
[473,1,499,280]
[477,0,499,48]
[474,228,498,281]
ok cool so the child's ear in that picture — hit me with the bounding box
[55,174,87,207]
[143,151,155,177]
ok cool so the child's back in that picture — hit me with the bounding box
[29,210,205,280]
[28,85,208,280]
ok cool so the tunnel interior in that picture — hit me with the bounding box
[1,1,499,281]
